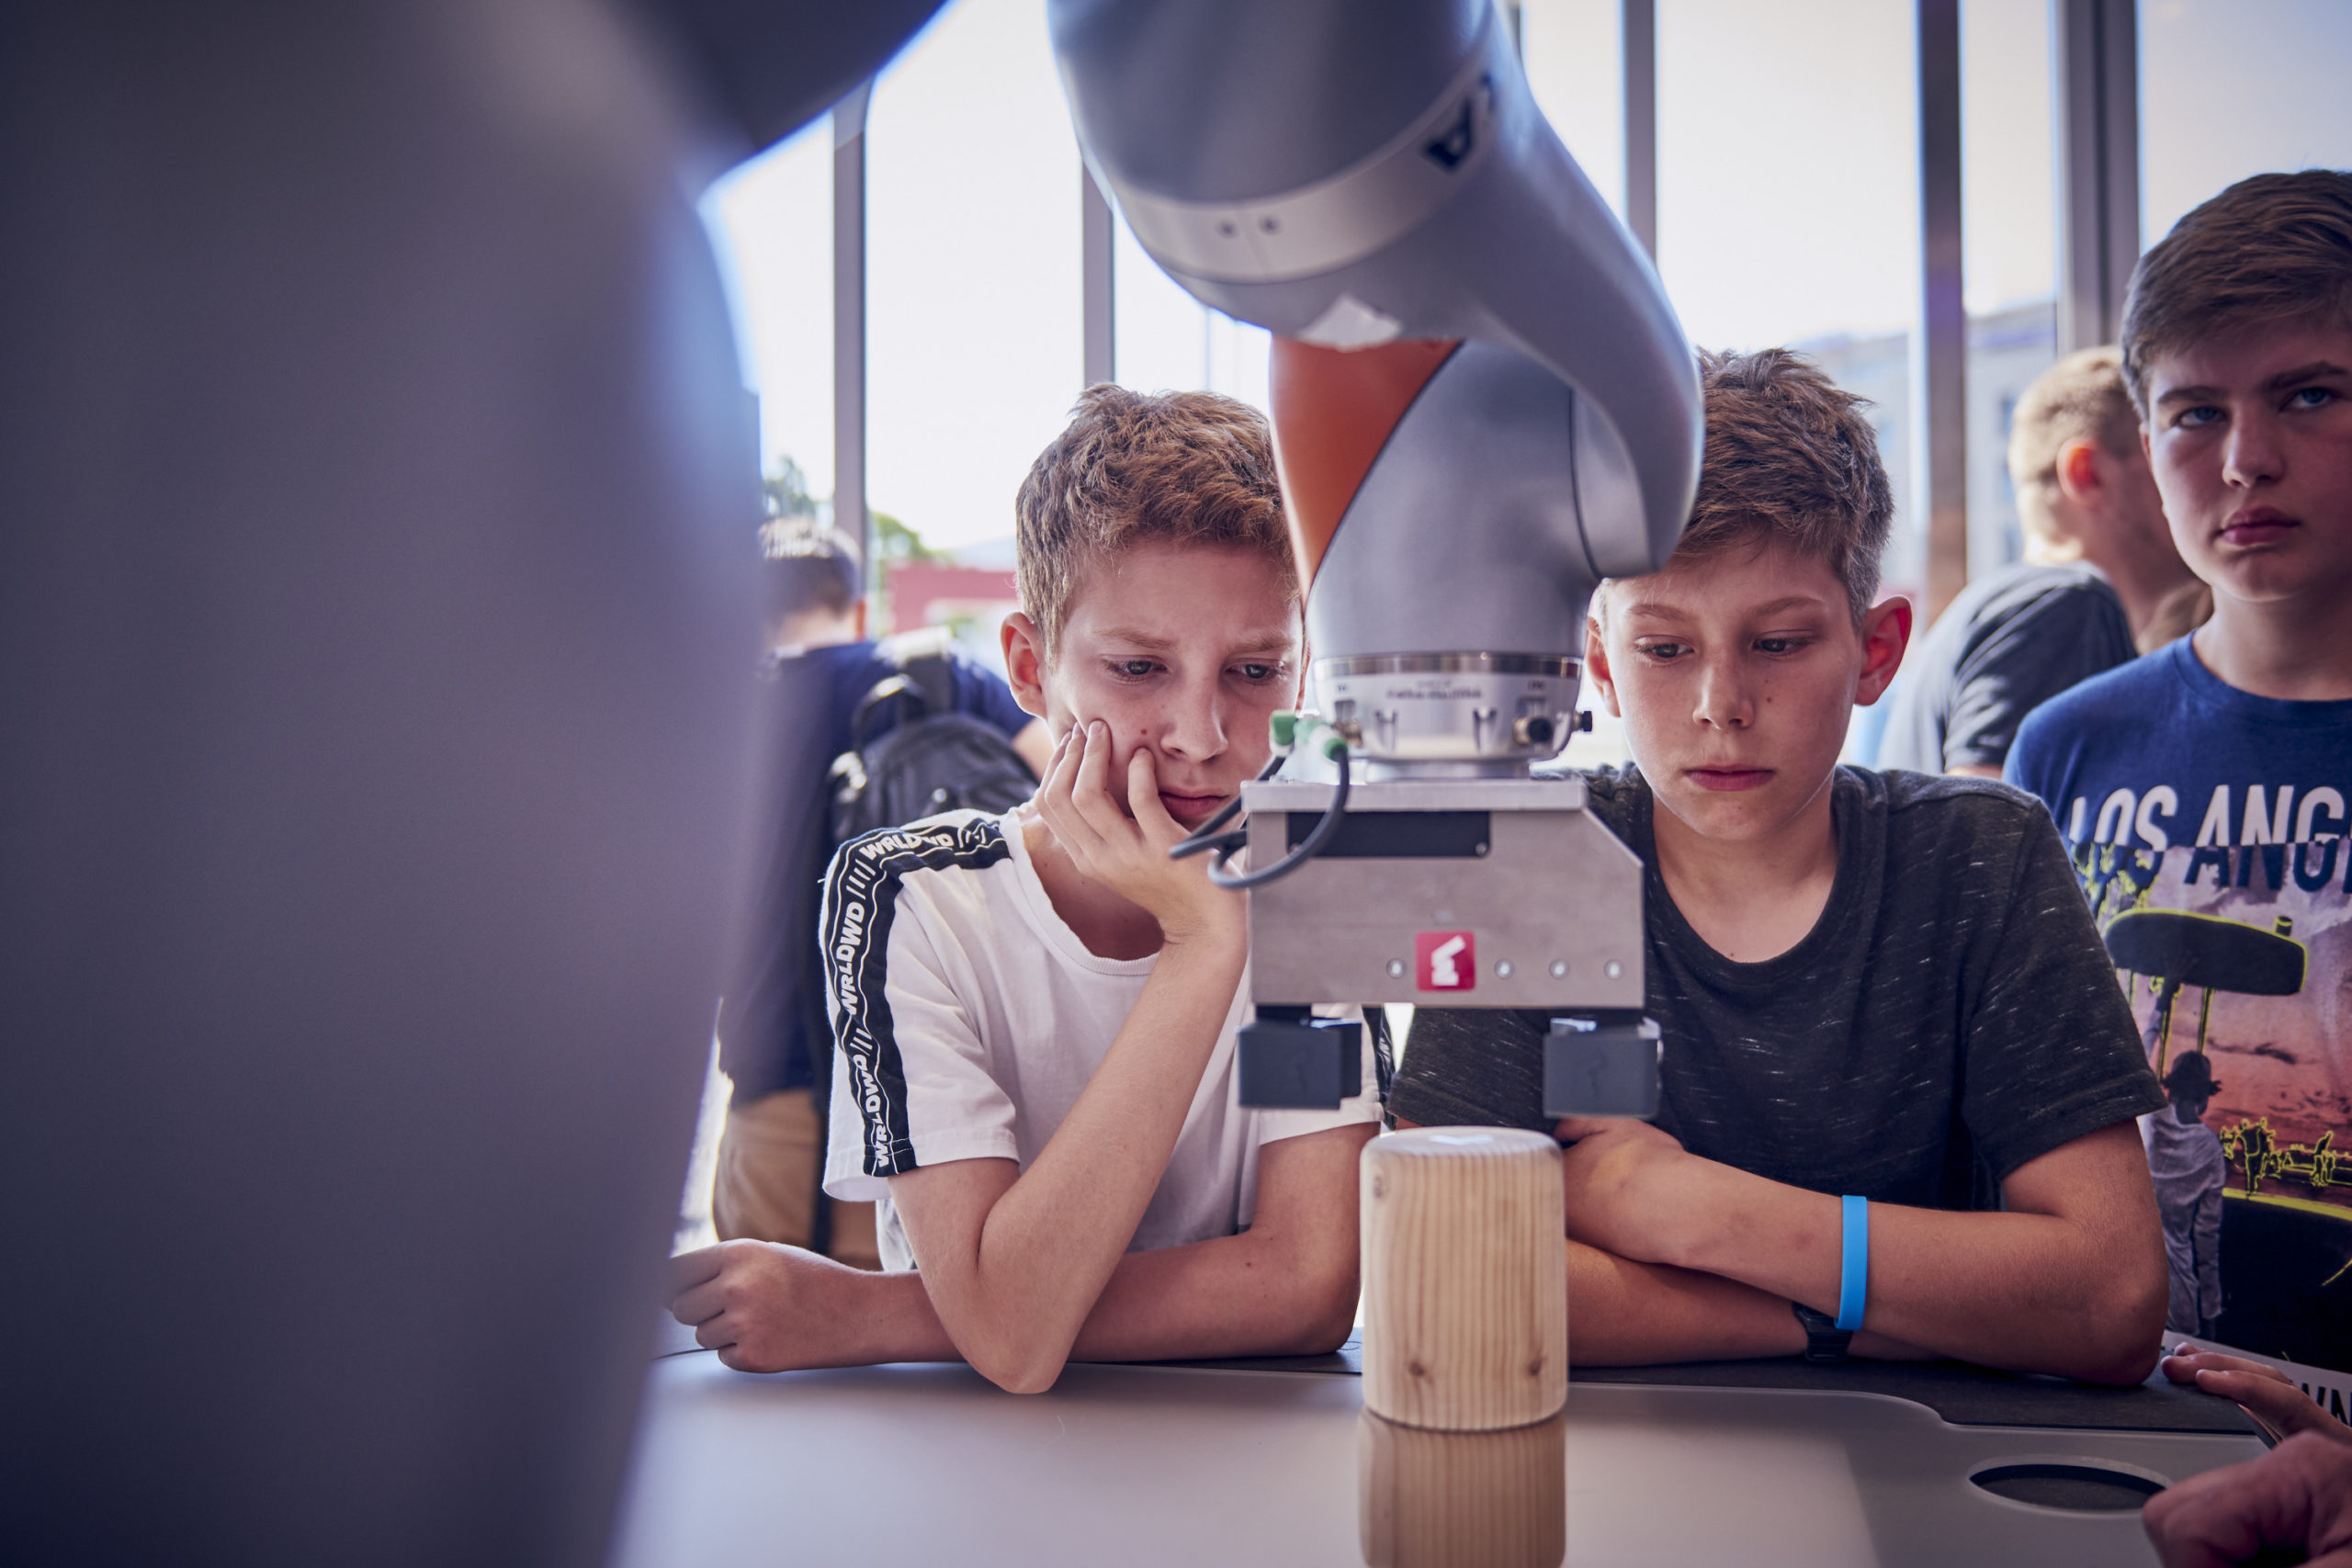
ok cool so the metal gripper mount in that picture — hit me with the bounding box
[1542,1016,1663,1120]
[1237,1005,1363,1110]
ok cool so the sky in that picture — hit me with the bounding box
[704,0,2352,554]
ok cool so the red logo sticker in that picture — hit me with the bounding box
[1415,931,1476,991]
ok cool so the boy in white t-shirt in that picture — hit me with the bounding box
[670,387,1383,1392]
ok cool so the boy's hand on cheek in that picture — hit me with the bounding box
[1037,721,1243,951]
[1554,1116,1701,1266]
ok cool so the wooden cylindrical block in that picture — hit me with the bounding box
[1361,1127,1566,1431]
[1358,1410,1567,1568]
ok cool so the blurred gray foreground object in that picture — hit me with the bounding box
[0,3,938,1563]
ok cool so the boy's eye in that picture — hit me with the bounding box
[1756,637,1812,656]
[2290,386,2337,410]
[1233,661,1282,682]
[1108,659,1160,680]
[1634,640,1690,661]
[2175,404,2222,428]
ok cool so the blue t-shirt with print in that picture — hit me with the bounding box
[2007,636,2352,1382]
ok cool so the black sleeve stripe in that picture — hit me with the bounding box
[820,816,1013,1178]
[1363,1005,1396,1105]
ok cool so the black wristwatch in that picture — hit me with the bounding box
[1792,1302,1852,1364]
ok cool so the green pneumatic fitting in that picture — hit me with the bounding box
[1319,732,1349,762]
[1268,710,1299,749]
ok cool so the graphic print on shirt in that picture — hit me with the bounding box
[820,816,1013,1178]
[2065,777,2350,1380]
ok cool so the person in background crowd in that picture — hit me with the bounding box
[755,518,1053,772]
[1879,346,2202,776]
[715,520,1050,1269]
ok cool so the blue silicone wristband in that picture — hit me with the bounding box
[1836,1194,1869,1332]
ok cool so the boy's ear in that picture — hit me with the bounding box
[1582,616,1624,719]
[1001,611,1049,720]
[2055,437,2105,502]
[1853,596,1913,706]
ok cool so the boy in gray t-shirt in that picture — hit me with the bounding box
[1393,349,2167,1383]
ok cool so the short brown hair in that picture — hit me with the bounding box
[2007,346,2140,550]
[757,517,861,619]
[2120,169,2352,414]
[1622,348,1893,624]
[1013,384,1293,653]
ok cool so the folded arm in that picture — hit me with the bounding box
[1553,1114,2166,1383]
[670,1121,1373,1376]
[1395,1113,2164,1381]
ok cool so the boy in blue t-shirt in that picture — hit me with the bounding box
[2008,171,2352,1408]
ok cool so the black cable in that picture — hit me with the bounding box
[1167,752,1286,862]
[1206,739,1351,890]
[1170,829,1248,863]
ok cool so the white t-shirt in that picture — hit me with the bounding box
[820,808,1385,1271]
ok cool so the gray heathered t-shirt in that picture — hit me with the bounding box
[1878,561,2136,773]
[1390,766,2163,1210]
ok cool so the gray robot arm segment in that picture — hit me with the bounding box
[1051,0,1702,609]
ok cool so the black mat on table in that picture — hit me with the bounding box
[1150,1337,2258,1436]
[1573,1358,2258,1434]
[1146,1337,1366,1377]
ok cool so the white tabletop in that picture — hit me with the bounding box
[612,1351,2263,1567]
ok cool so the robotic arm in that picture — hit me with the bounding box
[1050,0,1702,1113]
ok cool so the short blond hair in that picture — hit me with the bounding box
[2121,169,2352,414]
[2007,346,2141,551]
[1013,385,1294,654]
[1610,348,1892,625]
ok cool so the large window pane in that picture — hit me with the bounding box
[1519,0,1627,221]
[1656,0,1923,594]
[1963,0,2058,578]
[703,125,833,511]
[1113,222,1272,412]
[868,0,1083,556]
[2140,0,2352,248]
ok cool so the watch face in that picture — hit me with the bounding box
[1792,1302,1850,1362]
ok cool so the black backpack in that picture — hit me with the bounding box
[827,649,1036,847]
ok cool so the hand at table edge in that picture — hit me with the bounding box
[2143,1431,2352,1568]
[667,1240,952,1372]
[2162,1348,2352,1447]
